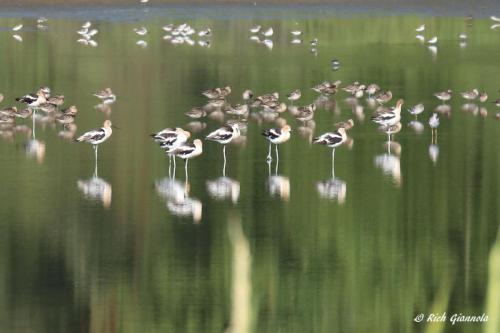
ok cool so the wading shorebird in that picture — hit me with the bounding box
[371,99,404,127]
[407,103,425,119]
[94,88,115,100]
[375,90,392,105]
[313,127,348,178]
[168,139,203,179]
[460,89,479,100]
[15,89,47,108]
[206,123,240,175]
[434,90,452,103]
[76,119,114,163]
[151,127,191,174]
[429,113,440,142]
[287,89,301,103]
[262,124,292,161]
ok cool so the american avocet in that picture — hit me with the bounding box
[461,89,479,100]
[375,90,392,104]
[206,123,240,175]
[429,113,440,142]
[371,99,404,127]
[313,127,347,178]
[168,139,203,179]
[15,89,47,108]
[262,124,291,161]
[287,89,301,102]
[76,120,114,162]
[434,90,452,103]
[160,128,194,178]
[407,103,425,119]
[151,127,191,147]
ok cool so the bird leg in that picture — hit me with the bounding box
[332,148,336,179]
[275,144,279,162]
[185,158,189,182]
[267,142,272,161]
[223,145,227,177]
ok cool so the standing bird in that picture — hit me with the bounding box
[434,90,452,103]
[76,120,114,172]
[371,99,404,127]
[313,127,348,178]
[262,124,292,161]
[375,90,392,104]
[407,103,425,119]
[429,113,439,142]
[15,89,47,108]
[151,127,191,175]
[206,123,240,176]
[168,139,203,180]
[287,89,301,103]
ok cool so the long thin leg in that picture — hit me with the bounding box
[32,110,36,140]
[93,145,98,177]
[275,154,279,175]
[267,142,272,161]
[275,144,279,161]
[267,158,271,177]
[223,145,227,177]
[168,155,172,178]
[185,158,189,182]
[332,148,335,179]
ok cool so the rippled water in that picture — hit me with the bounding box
[0,5,499,332]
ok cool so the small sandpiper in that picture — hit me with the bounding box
[242,90,254,101]
[202,86,231,99]
[287,89,301,102]
[479,92,488,103]
[434,90,452,103]
[407,103,425,119]
[366,84,380,98]
[460,89,479,100]
[375,90,393,104]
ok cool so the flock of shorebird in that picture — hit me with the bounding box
[2,13,500,215]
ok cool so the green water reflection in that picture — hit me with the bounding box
[0,9,498,333]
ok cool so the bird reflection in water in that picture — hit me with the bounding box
[24,111,46,164]
[266,158,290,201]
[156,177,202,223]
[374,122,402,187]
[77,158,112,209]
[206,177,240,203]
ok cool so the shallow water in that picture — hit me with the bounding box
[0,5,499,333]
